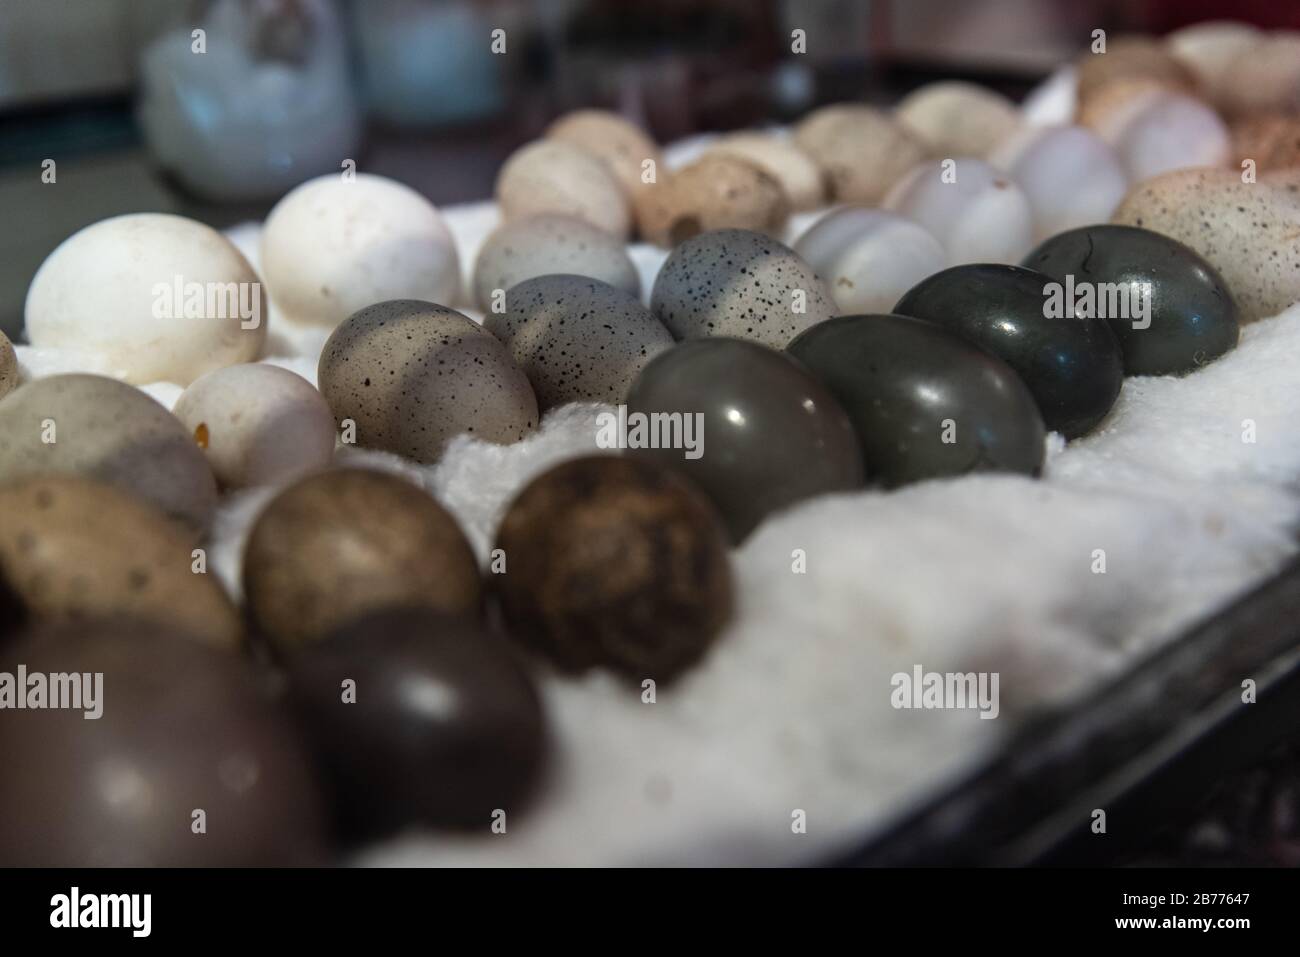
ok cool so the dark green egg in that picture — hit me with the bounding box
[625,337,865,541]
[1021,224,1239,376]
[787,314,1046,487]
[894,263,1123,438]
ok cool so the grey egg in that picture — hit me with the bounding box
[484,275,674,410]
[473,214,641,312]
[0,373,217,532]
[650,229,836,348]
[317,300,538,463]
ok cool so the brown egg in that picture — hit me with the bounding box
[0,331,16,400]
[793,104,927,204]
[493,455,733,682]
[546,109,664,203]
[1230,113,1300,171]
[1219,32,1300,117]
[496,140,630,238]
[1075,35,1198,105]
[0,476,241,648]
[633,154,788,248]
[703,133,825,210]
[243,467,481,652]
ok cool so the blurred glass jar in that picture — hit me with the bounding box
[351,0,506,128]
[138,0,363,202]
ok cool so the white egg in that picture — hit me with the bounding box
[992,125,1128,241]
[260,173,460,327]
[173,363,335,488]
[883,158,1034,265]
[1112,93,1230,182]
[793,208,946,314]
[24,213,266,386]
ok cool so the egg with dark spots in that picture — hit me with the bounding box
[894,264,1124,438]
[788,314,1047,487]
[243,467,481,653]
[1022,224,1240,375]
[0,373,217,532]
[485,274,673,410]
[493,455,733,682]
[650,229,835,348]
[0,476,241,648]
[472,214,640,311]
[633,155,789,247]
[317,299,538,463]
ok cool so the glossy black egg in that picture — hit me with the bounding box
[787,314,1047,487]
[286,608,546,839]
[894,263,1123,437]
[1021,224,1239,376]
[625,338,865,541]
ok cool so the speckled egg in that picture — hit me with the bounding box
[991,125,1129,241]
[793,104,927,204]
[545,109,664,202]
[493,455,733,682]
[472,214,640,312]
[650,229,835,348]
[1230,113,1300,173]
[703,132,825,210]
[243,467,481,652]
[496,140,630,238]
[0,331,16,399]
[24,213,266,386]
[895,81,1021,158]
[883,158,1035,265]
[261,173,460,328]
[173,364,335,489]
[1111,167,1300,322]
[1166,21,1262,107]
[1219,32,1300,117]
[0,476,240,648]
[633,154,788,248]
[484,275,673,410]
[793,207,947,314]
[0,374,217,532]
[317,300,538,463]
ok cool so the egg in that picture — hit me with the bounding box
[0,619,325,865]
[243,467,481,651]
[0,476,241,648]
[894,264,1124,437]
[24,213,266,386]
[173,364,335,489]
[1230,113,1300,173]
[0,331,16,399]
[883,158,1034,265]
[496,140,630,238]
[650,229,835,348]
[545,109,664,202]
[261,173,460,328]
[472,214,640,312]
[1165,21,1262,106]
[1075,35,1197,105]
[493,455,733,682]
[990,125,1128,241]
[1111,167,1300,322]
[793,104,927,204]
[484,275,673,410]
[633,154,788,248]
[1110,93,1230,182]
[895,81,1021,159]
[1077,77,1176,143]
[0,374,217,531]
[317,300,538,463]
[793,207,947,314]
[1218,32,1300,117]
[703,132,825,210]
[1024,224,1240,375]
[626,338,864,541]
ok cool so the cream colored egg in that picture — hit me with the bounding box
[546,109,663,201]
[1219,32,1300,117]
[895,81,1021,159]
[173,364,335,489]
[793,104,927,204]
[1075,35,1197,105]
[1166,21,1262,106]
[24,213,266,386]
[496,140,630,238]
[261,173,460,328]
[633,155,788,248]
[703,133,824,210]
